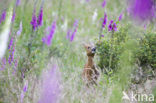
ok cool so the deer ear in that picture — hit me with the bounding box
[90,42,95,47]
[82,43,88,48]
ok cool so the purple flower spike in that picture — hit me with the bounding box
[42,21,56,46]
[37,7,43,26]
[17,21,22,36]
[73,19,79,27]
[8,38,16,65]
[102,13,107,28]
[38,65,61,103]
[20,81,28,103]
[86,0,90,2]
[12,12,16,22]
[129,0,155,21]
[71,20,78,41]
[67,20,79,42]
[119,13,123,21]
[113,23,117,31]
[66,29,72,39]
[20,92,25,103]
[102,0,106,8]
[108,20,117,32]
[8,37,14,50]
[101,34,104,37]
[0,58,6,71]
[144,24,147,30]
[0,10,6,24]
[31,10,38,31]
[108,20,113,31]
[8,42,16,65]
[16,0,21,6]
[70,28,77,42]
[23,82,28,92]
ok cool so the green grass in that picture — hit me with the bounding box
[0,0,156,103]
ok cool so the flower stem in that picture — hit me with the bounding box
[109,30,114,69]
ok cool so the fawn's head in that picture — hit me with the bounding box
[83,43,96,57]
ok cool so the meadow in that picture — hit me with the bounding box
[0,0,156,103]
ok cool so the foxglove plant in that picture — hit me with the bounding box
[102,13,107,28]
[37,7,43,26]
[0,58,6,70]
[20,82,28,103]
[101,34,104,37]
[30,9,38,31]
[108,20,117,32]
[8,37,16,65]
[0,10,6,24]
[86,0,90,2]
[118,13,123,21]
[11,12,16,22]
[66,29,72,39]
[99,13,107,39]
[17,21,22,36]
[42,21,56,46]
[70,27,77,42]
[102,0,106,8]
[128,0,155,21]
[16,0,21,6]
[8,37,14,50]
[66,19,78,42]
[108,20,117,69]
[38,65,61,103]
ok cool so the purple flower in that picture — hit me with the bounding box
[12,12,16,22]
[108,20,113,31]
[16,0,21,6]
[0,58,6,70]
[70,28,77,42]
[66,20,78,42]
[42,21,56,46]
[144,24,147,30]
[66,29,72,39]
[0,10,6,24]
[37,7,43,26]
[102,13,107,28]
[119,13,123,21]
[8,38,16,65]
[20,82,28,103]
[108,20,117,31]
[129,0,154,21]
[17,21,22,36]
[23,83,28,92]
[113,23,117,31]
[20,92,25,103]
[73,19,79,27]
[102,0,106,8]
[8,37,14,50]
[86,0,90,2]
[31,10,38,31]
[38,65,61,103]
[101,34,104,37]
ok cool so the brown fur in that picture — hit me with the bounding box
[82,44,99,86]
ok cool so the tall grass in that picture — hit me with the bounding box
[0,0,155,103]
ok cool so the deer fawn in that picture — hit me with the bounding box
[82,43,99,86]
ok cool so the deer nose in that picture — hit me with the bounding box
[92,47,96,52]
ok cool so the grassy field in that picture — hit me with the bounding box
[0,0,156,103]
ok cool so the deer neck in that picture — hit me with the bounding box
[87,56,94,67]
